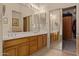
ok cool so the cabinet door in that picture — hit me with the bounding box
[17,43,29,56]
[29,45,37,55]
[29,36,37,55]
[37,35,43,49]
[3,46,17,56]
[42,34,47,47]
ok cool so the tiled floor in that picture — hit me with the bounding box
[63,40,76,53]
[32,47,76,56]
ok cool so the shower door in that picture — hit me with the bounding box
[49,9,62,50]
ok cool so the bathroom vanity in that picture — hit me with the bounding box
[3,34,47,56]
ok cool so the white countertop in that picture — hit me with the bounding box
[3,31,48,40]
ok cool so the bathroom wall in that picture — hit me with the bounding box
[0,4,3,56]
[77,4,79,36]
[21,5,35,17]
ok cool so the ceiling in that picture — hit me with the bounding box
[19,3,77,12]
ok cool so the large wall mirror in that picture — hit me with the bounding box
[23,14,39,32]
[39,13,46,31]
[12,9,46,33]
[31,14,39,32]
[12,11,46,32]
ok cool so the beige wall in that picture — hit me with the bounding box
[0,4,3,56]
[77,4,79,36]
[21,5,35,17]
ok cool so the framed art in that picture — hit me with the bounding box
[12,18,19,26]
[12,18,20,32]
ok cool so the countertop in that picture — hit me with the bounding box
[3,31,48,40]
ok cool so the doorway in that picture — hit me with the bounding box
[62,6,76,53]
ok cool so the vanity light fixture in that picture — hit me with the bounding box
[3,16,8,24]
[50,14,57,20]
[26,3,46,13]
[30,3,40,10]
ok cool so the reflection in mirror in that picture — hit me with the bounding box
[23,14,40,32]
[39,13,46,31]
[23,16,31,32]
[50,11,60,33]
[12,7,46,33]
[31,14,39,32]
[12,11,22,32]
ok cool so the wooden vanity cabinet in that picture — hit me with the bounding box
[29,36,38,55]
[37,35,43,49]
[3,37,30,56]
[17,42,29,56]
[50,33,53,43]
[50,33,59,44]
[17,37,30,56]
[3,46,17,56]
[3,34,47,56]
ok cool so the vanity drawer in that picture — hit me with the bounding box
[3,37,29,48]
[3,45,17,56]
[29,40,37,46]
[17,43,29,56]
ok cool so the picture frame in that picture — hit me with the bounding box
[12,18,19,26]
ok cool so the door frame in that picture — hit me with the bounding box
[62,5,76,52]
